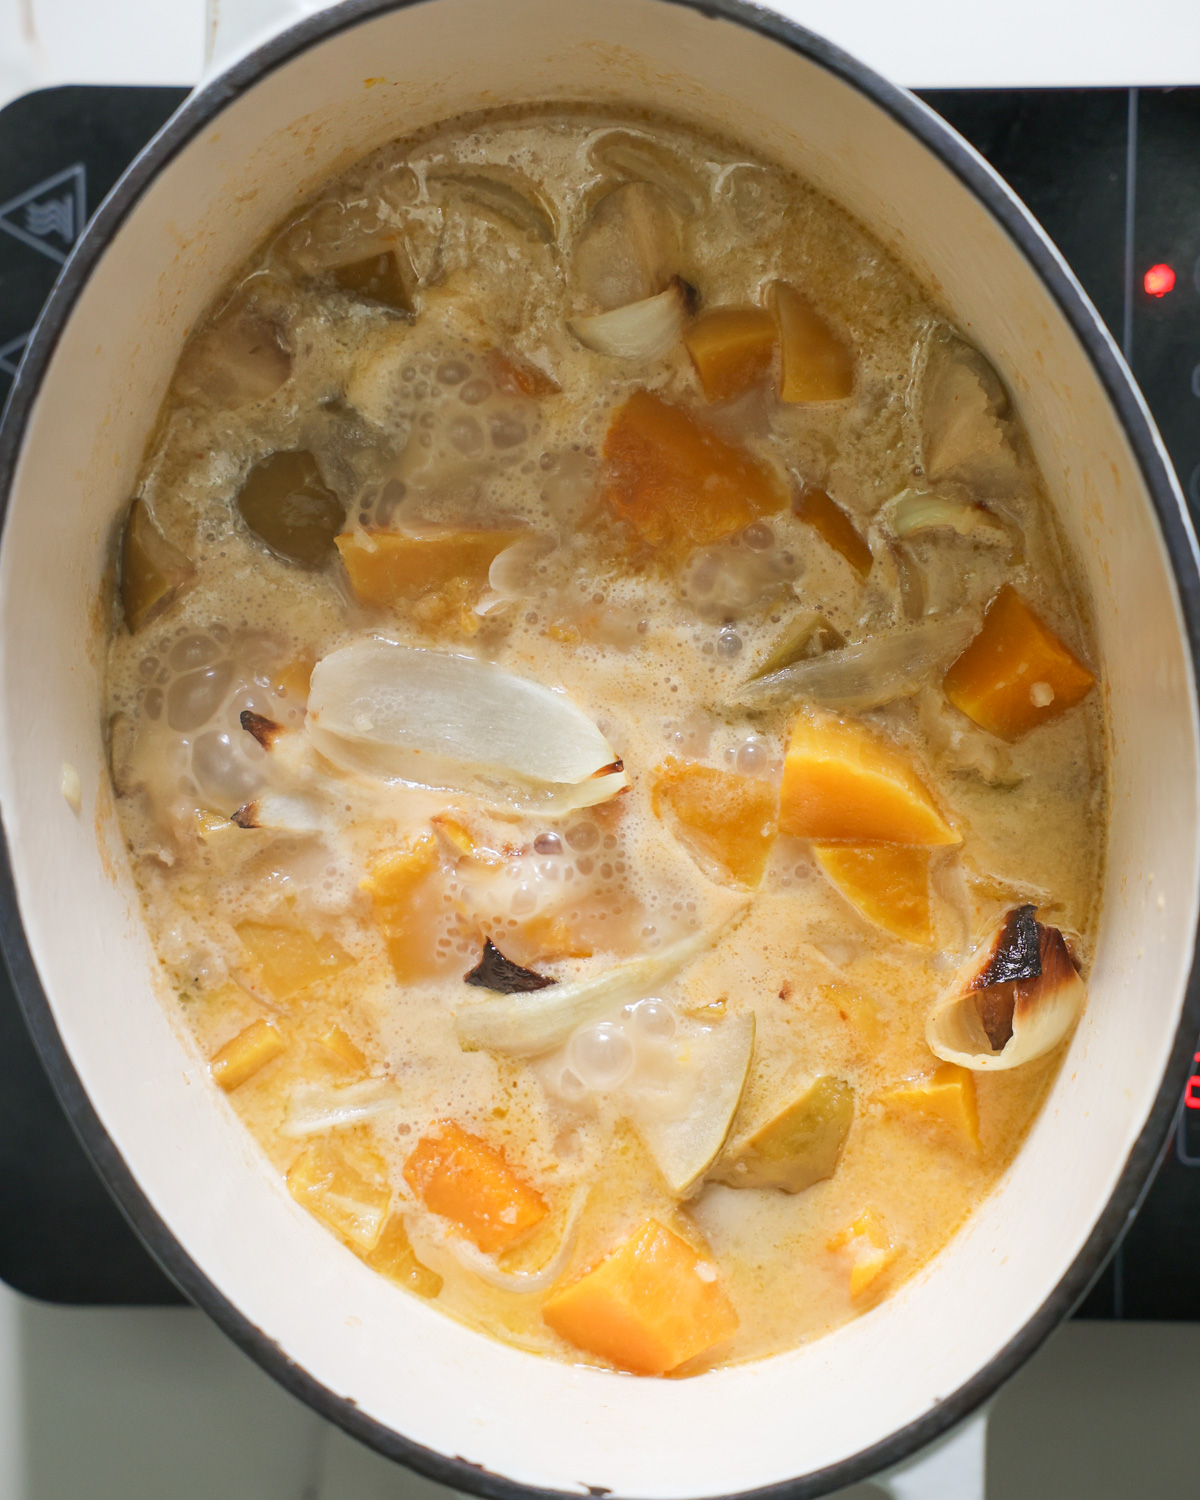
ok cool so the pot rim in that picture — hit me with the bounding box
[1,2,1198,1496]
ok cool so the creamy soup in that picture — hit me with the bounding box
[104,107,1105,1376]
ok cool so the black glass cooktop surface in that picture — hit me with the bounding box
[0,83,1197,1307]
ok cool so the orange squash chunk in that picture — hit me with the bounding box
[779,710,958,846]
[286,1138,391,1251]
[271,652,315,703]
[880,1063,980,1151]
[543,1219,738,1375]
[651,758,777,886]
[794,486,872,577]
[236,921,352,1000]
[361,833,444,984]
[773,282,855,402]
[943,584,1096,741]
[813,844,933,946]
[827,1210,898,1298]
[403,1121,547,1254]
[684,306,777,401]
[486,347,561,398]
[517,912,594,962]
[336,527,524,611]
[210,1019,286,1091]
[318,1023,367,1073]
[602,390,787,564]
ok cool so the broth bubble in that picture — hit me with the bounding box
[568,1022,634,1091]
[167,660,235,731]
[629,998,676,1041]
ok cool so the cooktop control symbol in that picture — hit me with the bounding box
[0,162,85,263]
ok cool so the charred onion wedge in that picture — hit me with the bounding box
[926,905,1086,1070]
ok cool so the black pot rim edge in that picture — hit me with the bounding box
[1,3,1198,1497]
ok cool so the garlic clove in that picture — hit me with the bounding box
[926,905,1086,1070]
[569,280,689,363]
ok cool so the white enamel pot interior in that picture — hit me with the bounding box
[1,2,1198,1496]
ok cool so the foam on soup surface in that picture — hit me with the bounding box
[104,108,1105,1375]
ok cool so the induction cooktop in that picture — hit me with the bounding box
[0,83,1196,1309]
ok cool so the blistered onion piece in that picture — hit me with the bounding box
[569,282,687,363]
[926,908,1086,1071]
[281,1078,401,1137]
[735,613,979,711]
[456,916,742,1058]
[306,641,626,813]
[636,1012,755,1195]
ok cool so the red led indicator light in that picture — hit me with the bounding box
[1144,263,1176,298]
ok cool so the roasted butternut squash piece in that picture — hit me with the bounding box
[602,390,787,564]
[813,844,934,946]
[271,652,315,703]
[880,1062,980,1151]
[487,347,562,397]
[236,920,353,1000]
[683,305,777,401]
[318,1024,367,1073]
[827,1209,898,1298]
[210,1018,286,1091]
[517,912,594,962]
[361,834,444,984]
[542,1219,738,1375]
[943,584,1096,740]
[773,282,855,402]
[403,1120,547,1254]
[710,1075,853,1193]
[336,527,525,611]
[794,486,872,578]
[286,1138,391,1251]
[820,980,884,1053]
[120,498,194,632]
[779,710,958,846]
[364,1212,444,1298]
[651,758,778,886]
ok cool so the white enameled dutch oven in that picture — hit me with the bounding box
[1,2,1198,1496]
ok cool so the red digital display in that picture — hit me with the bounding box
[1144,263,1177,297]
[1185,1051,1200,1110]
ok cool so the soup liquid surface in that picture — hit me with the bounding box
[104,108,1106,1372]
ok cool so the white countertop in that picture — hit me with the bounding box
[0,0,1198,104]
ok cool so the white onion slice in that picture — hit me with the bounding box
[735,613,978,711]
[456,915,743,1058]
[306,640,626,813]
[281,1078,401,1137]
[635,1013,755,1195]
[569,282,685,362]
[423,1187,587,1293]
